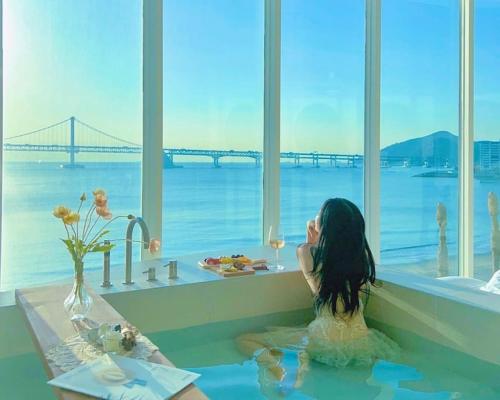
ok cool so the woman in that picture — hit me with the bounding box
[296,198,398,366]
[237,198,399,386]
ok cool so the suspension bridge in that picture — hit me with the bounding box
[3,117,411,168]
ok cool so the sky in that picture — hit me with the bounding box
[3,0,499,161]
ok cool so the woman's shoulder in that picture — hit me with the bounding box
[296,243,315,270]
[296,243,315,257]
[296,243,318,294]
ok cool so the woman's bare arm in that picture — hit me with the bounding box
[296,243,319,295]
[306,219,319,245]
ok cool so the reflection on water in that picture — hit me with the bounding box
[185,350,497,399]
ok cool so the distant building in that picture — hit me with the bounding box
[477,141,500,172]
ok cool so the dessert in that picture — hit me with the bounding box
[203,255,253,266]
[204,257,220,266]
[201,254,268,276]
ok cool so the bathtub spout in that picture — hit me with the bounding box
[124,217,151,285]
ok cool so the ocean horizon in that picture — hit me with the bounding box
[1,160,497,289]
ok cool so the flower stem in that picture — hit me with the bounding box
[70,224,77,240]
[86,215,129,247]
[76,198,84,241]
[82,204,96,241]
[82,204,96,240]
[64,224,71,241]
[84,215,101,243]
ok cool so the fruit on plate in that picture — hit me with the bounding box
[204,254,257,269]
[253,264,269,271]
[233,261,246,270]
[204,257,220,265]
[235,256,252,265]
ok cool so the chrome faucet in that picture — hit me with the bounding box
[124,217,151,285]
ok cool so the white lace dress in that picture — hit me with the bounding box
[252,300,399,368]
[305,300,399,367]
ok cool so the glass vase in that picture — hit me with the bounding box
[63,266,92,321]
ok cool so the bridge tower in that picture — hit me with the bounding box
[312,153,320,168]
[61,116,82,168]
[163,152,175,168]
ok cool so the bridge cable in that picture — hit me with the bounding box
[4,118,71,141]
[75,118,141,147]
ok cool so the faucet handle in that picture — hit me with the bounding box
[163,260,178,279]
[143,267,157,281]
[101,240,113,288]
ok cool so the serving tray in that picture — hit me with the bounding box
[198,261,256,277]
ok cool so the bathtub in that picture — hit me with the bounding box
[1,246,499,399]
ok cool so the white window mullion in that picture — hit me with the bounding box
[364,0,382,264]
[459,0,474,277]
[142,0,163,259]
[263,0,281,243]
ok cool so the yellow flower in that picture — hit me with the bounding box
[53,206,71,219]
[63,212,80,225]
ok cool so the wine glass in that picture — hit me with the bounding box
[268,225,285,270]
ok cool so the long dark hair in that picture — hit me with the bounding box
[312,198,376,316]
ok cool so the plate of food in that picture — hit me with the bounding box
[199,255,268,277]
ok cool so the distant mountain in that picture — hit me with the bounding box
[381,131,458,167]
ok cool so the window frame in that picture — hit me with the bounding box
[364,0,382,264]
[263,0,281,243]
[142,0,164,260]
[0,0,477,287]
[459,0,475,277]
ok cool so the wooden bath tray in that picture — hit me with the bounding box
[15,285,207,400]
[198,261,256,277]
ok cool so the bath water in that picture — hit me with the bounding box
[149,313,500,400]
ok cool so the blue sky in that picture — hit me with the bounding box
[3,0,499,159]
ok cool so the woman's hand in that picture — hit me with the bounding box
[306,219,319,244]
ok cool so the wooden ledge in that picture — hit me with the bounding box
[16,284,207,400]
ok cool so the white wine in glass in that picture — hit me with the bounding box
[268,226,285,270]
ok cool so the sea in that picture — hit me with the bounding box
[1,161,498,290]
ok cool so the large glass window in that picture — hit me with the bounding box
[1,0,142,289]
[162,0,264,256]
[280,0,365,244]
[2,0,496,290]
[474,0,500,281]
[380,0,459,276]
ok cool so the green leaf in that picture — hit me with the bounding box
[61,238,78,263]
[82,230,110,257]
[88,242,116,253]
[74,239,85,255]
[87,230,110,247]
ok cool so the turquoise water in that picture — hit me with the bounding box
[149,312,500,400]
[2,310,499,400]
[0,352,55,400]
